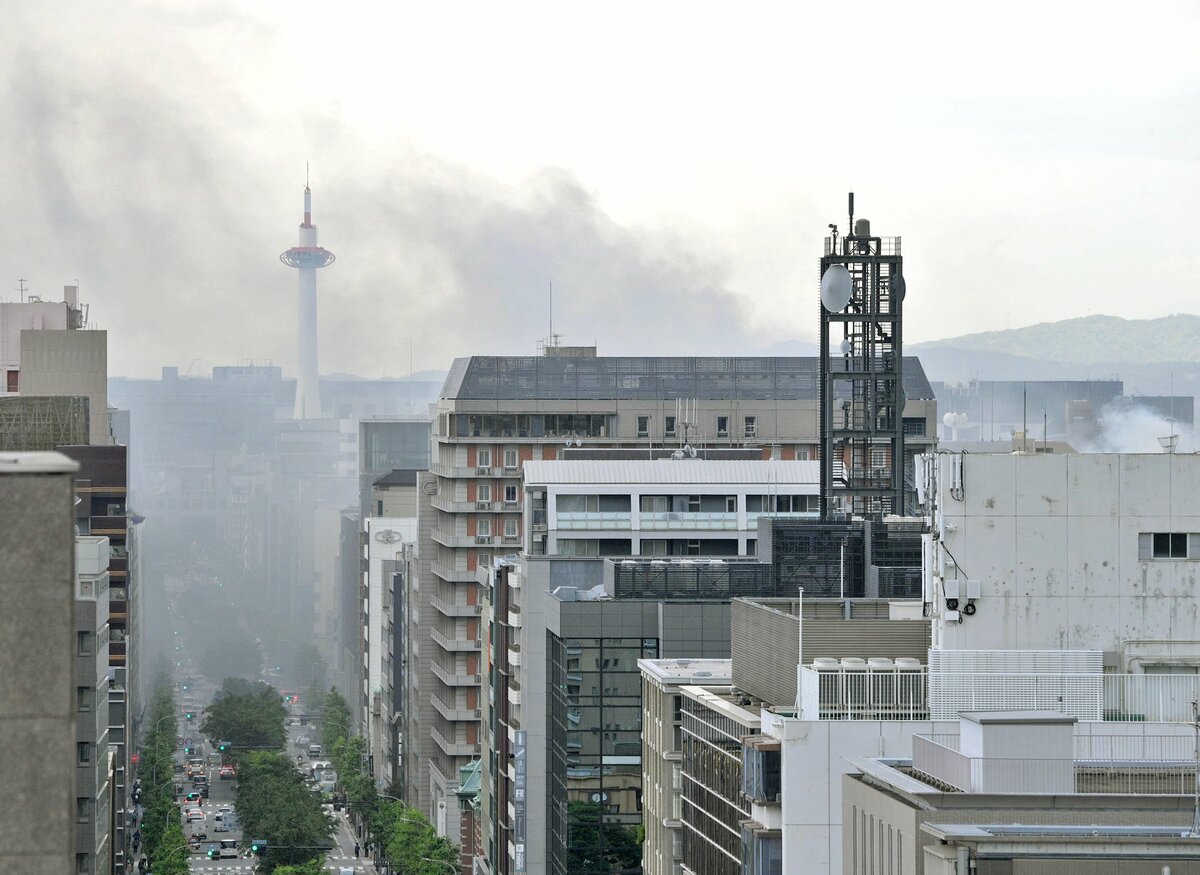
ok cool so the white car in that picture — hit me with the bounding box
[185,808,205,822]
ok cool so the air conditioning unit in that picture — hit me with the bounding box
[475,501,491,511]
[475,535,494,545]
[475,466,492,475]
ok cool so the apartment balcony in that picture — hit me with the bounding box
[501,534,521,546]
[430,494,496,514]
[430,694,482,723]
[430,628,481,653]
[509,680,523,707]
[430,662,480,687]
[556,511,632,531]
[431,595,481,618]
[430,561,479,583]
[639,511,738,531]
[91,515,127,535]
[507,606,522,628]
[507,646,522,667]
[745,511,818,527]
[431,528,496,549]
[430,725,480,757]
[429,463,510,479]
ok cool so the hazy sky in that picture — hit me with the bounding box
[3,1,1197,378]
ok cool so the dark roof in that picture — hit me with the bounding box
[441,356,935,402]
[372,469,419,487]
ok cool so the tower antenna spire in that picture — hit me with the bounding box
[306,161,310,190]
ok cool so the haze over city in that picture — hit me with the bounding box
[3,0,1198,379]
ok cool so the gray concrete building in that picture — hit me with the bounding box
[418,351,937,834]
[75,535,114,875]
[0,451,81,875]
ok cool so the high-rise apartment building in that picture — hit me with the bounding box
[410,351,937,827]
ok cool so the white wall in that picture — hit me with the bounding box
[765,715,945,875]
[931,453,1200,663]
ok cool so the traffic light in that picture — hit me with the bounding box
[207,847,217,859]
[218,740,230,752]
[184,746,192,756]
[185,712,194,720]
[250,839,267,855]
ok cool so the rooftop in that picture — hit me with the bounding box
[441,355,936,402]
[0,451,80,474]
[638,658,733,685]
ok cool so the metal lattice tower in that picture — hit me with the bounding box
[819,193,906,519]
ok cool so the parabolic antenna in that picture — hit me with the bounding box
[892,271,906,301]
[821,265,853,312]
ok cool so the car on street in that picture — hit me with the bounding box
[219,764,236,779]
[219,839,239,859]
[185,808,205,822]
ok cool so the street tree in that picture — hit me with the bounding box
[320,687,351,752]
[201,678,287,749]
[381,803,457,875]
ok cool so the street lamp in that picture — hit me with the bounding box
[420,858,458,874]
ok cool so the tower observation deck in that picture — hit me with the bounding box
[280,184,335,419]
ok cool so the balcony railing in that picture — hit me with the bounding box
[430,596,481,618]
[430,628,481,652]
[639,511,737,531]
[557,512,632,531]
[430,562,478,583]
[430,662,481,687]
[912,732,1198,795]
[800,669,1200,724]
[430,726,480,757]
[430,694,482,722]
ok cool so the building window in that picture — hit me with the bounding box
[477,518,491,537]
[77,687,93,712]
[744,416,757,438]
[77,742,91,765]
[504,518,519,538]
[665,415,677,438]
[1141,532,1190,560]
[77,631,93,657]
[77,797,91,822]
[76,854,89,874]
[504,485,518,503]
[476,449,491,468]
[902,417,927,436]
[716,415,729,437]
[504,449,518,469]
[637,416,650,438]
[477,553,491,568]
[477,483,491,502]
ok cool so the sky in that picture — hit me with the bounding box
[2,0,1197,379]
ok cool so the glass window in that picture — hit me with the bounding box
[77,687,93,712]
[744,415,757,438]
[476,449,492,468]
[77,631,93,657]
[665,415,677,437]
[504,485,518,503]
[477,517,491,537]
[77,743,91,765]
[477,483,491,502]
[1153,532,1188,558]
[504,518,519,537]
[717,415,729,437]
[504,449,519,469]
[637,416,650,438]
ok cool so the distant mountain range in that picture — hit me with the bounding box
[909,314,1200,397]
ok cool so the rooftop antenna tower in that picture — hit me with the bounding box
[818,193,907,519]
[537,280,564,356]
[280,169,335,419]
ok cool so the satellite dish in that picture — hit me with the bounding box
[892,271,906,301]
[820,265,853,312]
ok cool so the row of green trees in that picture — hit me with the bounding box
[135,673,189,875]
[234,750,334,872]
[201,676,289,750]
[319,690,458,875]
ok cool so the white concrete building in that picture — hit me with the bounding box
[523,458,820,558]
[364,515,416,789]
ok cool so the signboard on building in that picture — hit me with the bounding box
[514,729,526,872]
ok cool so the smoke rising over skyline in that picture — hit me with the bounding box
[2,1,1197,380]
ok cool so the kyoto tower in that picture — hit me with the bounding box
[280,180,335,419]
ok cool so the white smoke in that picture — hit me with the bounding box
[1082,403,1194,454]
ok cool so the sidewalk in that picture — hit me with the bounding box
[327,807,377,874]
